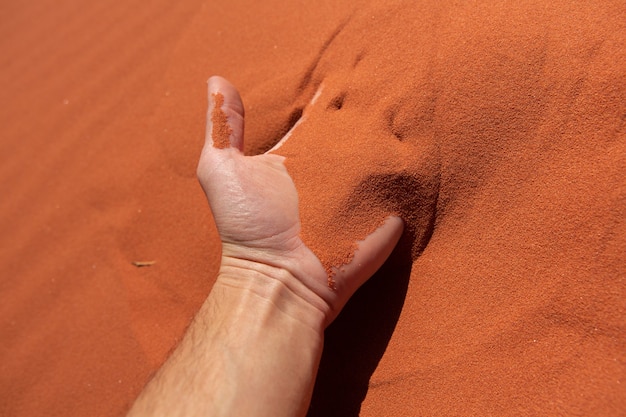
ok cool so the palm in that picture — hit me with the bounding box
[199,149,303,255]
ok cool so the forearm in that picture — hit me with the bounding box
[127,260,326,417]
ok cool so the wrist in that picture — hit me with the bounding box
[214,255,328,334]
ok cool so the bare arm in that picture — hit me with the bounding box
[126,77,403,417]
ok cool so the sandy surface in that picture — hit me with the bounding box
[1,0,625,416]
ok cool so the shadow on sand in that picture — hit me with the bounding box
[307,236,413,417]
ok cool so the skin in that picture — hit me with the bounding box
[126,76,403,417]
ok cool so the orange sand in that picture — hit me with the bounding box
[1,1,624,416]
[211,93,232,149]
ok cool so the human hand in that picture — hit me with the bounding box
[197,76,403,325]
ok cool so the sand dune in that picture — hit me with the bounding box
[1,0,624,416]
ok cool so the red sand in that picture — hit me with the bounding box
[1,1,625,416]
[211,93,232,149]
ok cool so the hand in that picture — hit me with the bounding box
[197,76,403,325]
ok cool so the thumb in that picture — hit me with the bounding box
[332,216,404,299]
[205,76,245,152]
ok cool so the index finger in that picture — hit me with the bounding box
[205,76,245,152]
